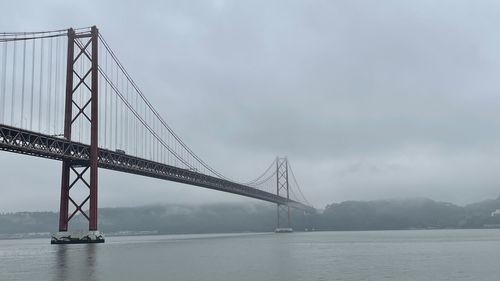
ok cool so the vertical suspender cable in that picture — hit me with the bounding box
[20,37,26,128]
[11,37,17,125]
[144,104,147,158]
[137,95,140,157]
[54,37,60,133]
[1,42,7,124]
[104,48,108,148]
[143,100,146,158]
[137,94,140,157]
[98,44,102,145]
[107,51,111,148]
[135,82,138,156]
[166,121,170,165]
[119,70,123,150]
[123,72,126,150]
[47,37,53,133]
[156,118,159,161]
[125,80,129,153]
[109,56,113,148]
[53,36,57,134]
[155,114,158,161]
[150,114,153,160]
[38,38,44,132]
[160,124,164,163]
[61,37,65,133]
[148,105,151,159]
[60,37,64,134]
[174,133,177,167]
[117,62,121,150]
[117,69,120,149]
[152,116,155,161]
[145,102,148,158]
[114,62,118,149]
[136,96,144,156]
[110,60,113,148]
[155,118,158,161]
[29,39,35,130]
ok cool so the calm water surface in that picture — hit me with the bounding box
[1,229,499,281]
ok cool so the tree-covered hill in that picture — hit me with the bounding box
[1,197,500,238]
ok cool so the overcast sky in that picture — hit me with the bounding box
[2,0,500,212]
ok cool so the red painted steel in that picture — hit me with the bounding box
[57,26,100,232]
[58,28,75,232]
[89,26,99,230]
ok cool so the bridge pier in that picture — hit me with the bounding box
[51,26,103,244]
[275,157,293,233]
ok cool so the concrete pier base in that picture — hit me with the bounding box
[51,231,105,244]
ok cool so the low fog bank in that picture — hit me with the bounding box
[2,196,500,238]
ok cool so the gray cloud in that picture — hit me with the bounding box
[2,0,500,211]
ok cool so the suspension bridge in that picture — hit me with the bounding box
[0,26,314,243]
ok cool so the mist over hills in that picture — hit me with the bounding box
[319,197,500,230]
[1,197,500,238]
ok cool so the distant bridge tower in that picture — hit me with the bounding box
[275,157,292,232]
[52,26,104,244]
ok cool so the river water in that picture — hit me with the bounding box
[0,229,499,281]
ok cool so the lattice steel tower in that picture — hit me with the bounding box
[54,26,103,243]
[276,157,292,232]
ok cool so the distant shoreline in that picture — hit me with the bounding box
[2,227,500,241]
[1,197,500,239]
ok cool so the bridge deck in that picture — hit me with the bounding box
[0,124,314,212]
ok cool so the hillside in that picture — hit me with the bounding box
[1,197,500,238]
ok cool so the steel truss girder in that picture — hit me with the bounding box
[0,124,314,213]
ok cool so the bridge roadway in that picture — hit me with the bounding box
[0,124,314,213]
